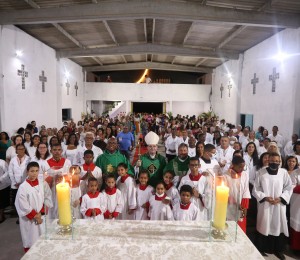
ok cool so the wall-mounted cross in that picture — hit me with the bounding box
[269,67,279,92]
[220,84,224,99]
[66,81,70,95]
[17,64,28,90]
[251,73,259,95]
[39,70,47,92]
[75,82,78,96]
[228,81,232,97]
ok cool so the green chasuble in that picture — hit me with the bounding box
[140,153,166,187]
[95,150,134,179]
[163,156,190,178]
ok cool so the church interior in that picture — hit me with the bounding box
[0,0,300,259]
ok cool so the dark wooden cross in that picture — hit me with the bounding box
[220,84,224,98]
[17,64,28,90]
[228,81,232,97]
[251,73,259,95]
[269,67,279,92]
[74,82,78,96]
[66,81,70,95]
[39,70,47,92]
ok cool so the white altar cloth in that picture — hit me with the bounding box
[22,220,263,260]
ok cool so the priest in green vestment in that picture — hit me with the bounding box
[95,137,134,180]
[137,131,166,187]
[163,143,190,187]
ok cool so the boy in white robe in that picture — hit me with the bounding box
[134,170,153,220]
[80,177,106,221]
[15,162,53,252]
[199,144,221,176]
[148,182,174,220]
[102,175,123,219]
[253,153,293,259]
[173,184,200,221]
[224,156,251,233]
[178,157,211,220]
[116,163,137,220]
[80,150,102,195]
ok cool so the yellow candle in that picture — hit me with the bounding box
[56,178,72,226]
[213,183,229,230]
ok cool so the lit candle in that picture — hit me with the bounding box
[56,177,72,226]
[213,181,229,230]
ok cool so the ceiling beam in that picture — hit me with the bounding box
[195,58,208,67]
[152,19,155,43]
[84,62,212,73]
[143,18,147,42]
[0,0,298,28]
[58,43,239,60]
[217,25,247,49]
[92,57,103,66]
[103,21,118,45]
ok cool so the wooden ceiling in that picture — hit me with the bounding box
[0,0,300,74]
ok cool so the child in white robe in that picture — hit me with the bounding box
[102,175,123,219]
[173,185,200,221]
[80,150,102,196]
[80,177,106,221]
[163,170,179,207]
[15,162,53,252]
[116,163,137,220]
[69,165,82,219]
[134,170,153,220]
[178,157,211,220]
[148,182,174,220]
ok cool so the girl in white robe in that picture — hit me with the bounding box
[134,171,153,220]
[116,163,137,220]
[80,177,106,221]
[173,185,200,221]
[253,153,293,257]
[15,162,53,252]
[148,182,174,220]
[289,168,300,251]
[163,171,180,207]
[102,175,123,219]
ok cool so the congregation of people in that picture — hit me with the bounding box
[0,113,299,259]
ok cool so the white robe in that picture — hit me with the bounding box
[243,153,256,185]
[80,192,107,221]
[173,202,201,221]
[30,156,52,182]
[178,172,211,220]
[27,146,37,159]
[102,189,123,219]
[80,165,102,195]
[290,169,300,231]
[199,158,220,177]
[216,146,234,174]
[224,170,251,221]
[252,168,293,236]
[148,194,174,220]
[166,185,180,207]
[63,147,81,165]
[8,155,30,189]
[165,136,179,156]
[15,180,53,248]
[78,145,103,165]
[0,159,10,190]
[134,185,153,220]
[116,176,137,220]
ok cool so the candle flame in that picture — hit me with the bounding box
[62,176,65,184]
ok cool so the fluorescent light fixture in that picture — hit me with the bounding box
[274,52,288,61]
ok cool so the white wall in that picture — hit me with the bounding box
[60,58,84,123]
[0,25,58,135]
[212,28,300,139]
[172,101,206,117]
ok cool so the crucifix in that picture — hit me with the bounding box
[66,81,70,95]
[228,81,232,97]
[220,84,224,98]
[39,70,47,92]
[74,82,78,96]
[251,73,259,94]
[17,64,28,90]
[269,67,279,92]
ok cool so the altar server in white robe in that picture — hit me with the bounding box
[116,163,137,220]
[148,182,174,220]
[163,170,180,207]
[80,150,102,196]
[199,144,220,176]
[102,175,123,219]
[178,157,211,220]
[80,177,106,221]
[135,170,154,220]
[289,168,300,252]
[15,162,53,252]
[252,153,293,259]
[173,185,200,221]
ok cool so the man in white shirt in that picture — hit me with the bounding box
[175,129,189,155]
[268,126,285,155]
[216,136,235,174]
[165,128,179,162]
[241,131,260,151]
[78,132,103,165]
[283,134,299,157]
[238,127,250,145]
[202,126,213,144]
